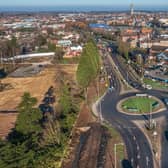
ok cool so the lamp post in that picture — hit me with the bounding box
[148,95,152,129]
[114,143,124,168]
[98,66,104,123]
[127,60,131,88]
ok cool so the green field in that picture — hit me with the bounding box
[122,97,159,113]
[144,78,168,90]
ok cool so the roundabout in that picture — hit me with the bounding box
[117,95,166,115]
[97,47,168,168]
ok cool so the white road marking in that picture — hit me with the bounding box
[137,154,141,159]
[137,145,140,151]
[133,136,136,140]
[146,156,149,167]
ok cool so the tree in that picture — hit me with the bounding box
[41,117,61,146]
[55,47,64,60]
[37,35,47,47]
[76,48,93,88]
[52,46,65,63]
[0,86,79,168]
[59,84,72,115]
[48,42,56,52]
[117,40,130,60]
[10,36,17,56]
[0,42,8,70]
[76,39,100,99]
[16,92,42,136]
[0,142,35,168]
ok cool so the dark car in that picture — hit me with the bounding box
[122,159,133,168]
[165,131,168,141]
[130,82,140,89]
[163,98,168,105]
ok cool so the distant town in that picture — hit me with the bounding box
[0,8,168,75]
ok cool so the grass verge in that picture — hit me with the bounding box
[144,78,168,90]
[122,97,158,113]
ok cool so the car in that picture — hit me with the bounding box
[163,98,168,105]
[130,82,140,89]
[143,84,152,90]
[165,131,168,141]
[146,85,152,90]
[38,64,43,68]
[122,159,133,168]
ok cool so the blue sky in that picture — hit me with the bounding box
[0,0,168,6]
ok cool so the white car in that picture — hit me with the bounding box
[146,85,152,90]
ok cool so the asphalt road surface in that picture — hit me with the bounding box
[97,46,168,168]
[109,50,168,168]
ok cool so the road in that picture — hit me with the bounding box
[97,45,168,167]
[109,49,168,168]
[96,52,151,167]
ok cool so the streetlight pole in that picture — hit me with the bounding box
[150,102,152,129]
[126,71,129,88]
[114,143,124,168]
[97,72,101,123]
[98,66,104,123]
[114,144,117,168]
[100,98,102,123]
[148,95,152,129]
[127,60,131,88]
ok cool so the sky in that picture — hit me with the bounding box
[0,0,168,6]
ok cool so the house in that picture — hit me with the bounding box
[121,29,139,44]
[157,49,168,62]
[150,45,168,56]
[70,46,82,51]
[57,40,72,47]
[139,41,153,49]
[144,63,168,83]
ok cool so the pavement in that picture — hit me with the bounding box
[8,64,43,77]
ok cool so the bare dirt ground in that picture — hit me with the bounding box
[0,68,56,110]
[0,64,77,139]
[0,113,18,139]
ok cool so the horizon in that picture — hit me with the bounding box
[0,4,168,12]
[0,0,167,7]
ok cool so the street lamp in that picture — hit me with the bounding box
[98,66,104,123]
[114,143,124,168]
[148,96,156,129]
[126,71,129,88]
[127,60,131,88]
[100,98,103,123]
[148,95,153,129]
